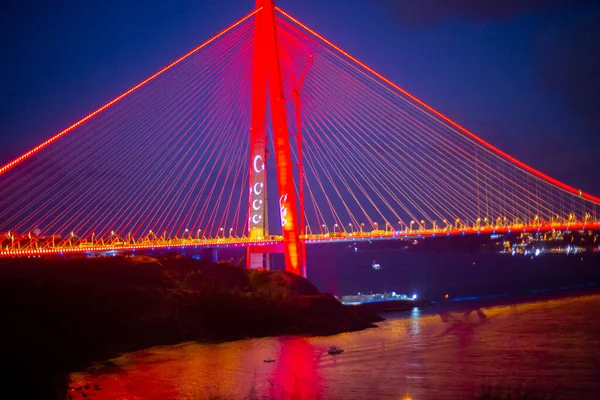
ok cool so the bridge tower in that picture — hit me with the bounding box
[247,0,306,276]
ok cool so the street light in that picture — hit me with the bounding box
[349,223,353,234]
[322,224,328,234]
[455,218,460,230]
[220,227,224,238]
[229,228,233,238]
[420,220,425,231]
[374,222,379,231]
[409,220,415,232]
[334,223,338,233]
[360,223,365,232]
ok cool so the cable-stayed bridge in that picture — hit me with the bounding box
[1,0,599,276]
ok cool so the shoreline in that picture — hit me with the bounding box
[0,255,381,399]
[2,254,597,399]
[66,288,600,400]
[379,285,600,320]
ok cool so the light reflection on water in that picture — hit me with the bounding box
[69,294,600,399]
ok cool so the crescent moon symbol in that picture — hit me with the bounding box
[253,155,264,173]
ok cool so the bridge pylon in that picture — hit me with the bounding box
[246,0,306,276]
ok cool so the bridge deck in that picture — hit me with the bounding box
[1,223,598,258]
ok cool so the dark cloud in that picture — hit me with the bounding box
[535,10,600,133]
[379,0,578,26]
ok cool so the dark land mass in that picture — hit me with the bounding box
[0,254,382,399]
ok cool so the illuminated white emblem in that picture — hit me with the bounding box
[253,155,264,173]
[251,154,265,227]
[279,193,288,227]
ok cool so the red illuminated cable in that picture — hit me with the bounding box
[172,74,250,236]
[303,91,419,224]
[310,70,496,224]
[280,20,566,223]
[275,7,600,205]
[188,60,253,237]
[114,24,255,237]
[177,59,252,236]
[202,109,247,237]
[280,23,443,222]
[148,48,251,235]
[125,31,255,237]
[136,81,237,237]
[214,88,252,236]
[279,16,513,194]
[301,99,379,226]
[1,18,256,237]
[300,60,443,221]
[41,21,253,239]
[280,28,371,228]
[41,42,227,235]
[304,63,477,221]
[35,30,248,238]
[307,58,537,220]
[0,8,261,177]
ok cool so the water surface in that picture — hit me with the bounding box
[69,293,600,399]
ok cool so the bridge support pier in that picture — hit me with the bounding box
[247,248,270,270]
[247,0,306,277]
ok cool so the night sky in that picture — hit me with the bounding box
[1,0,599,194]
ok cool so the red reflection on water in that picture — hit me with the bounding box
[270,337,322,399]
[67,362,180,399]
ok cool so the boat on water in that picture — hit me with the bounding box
[263,358,276,363]
[340,291,430,312]
[372,260,381,270]
[328,346,344,355]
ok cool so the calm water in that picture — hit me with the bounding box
[69,294,600,399]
